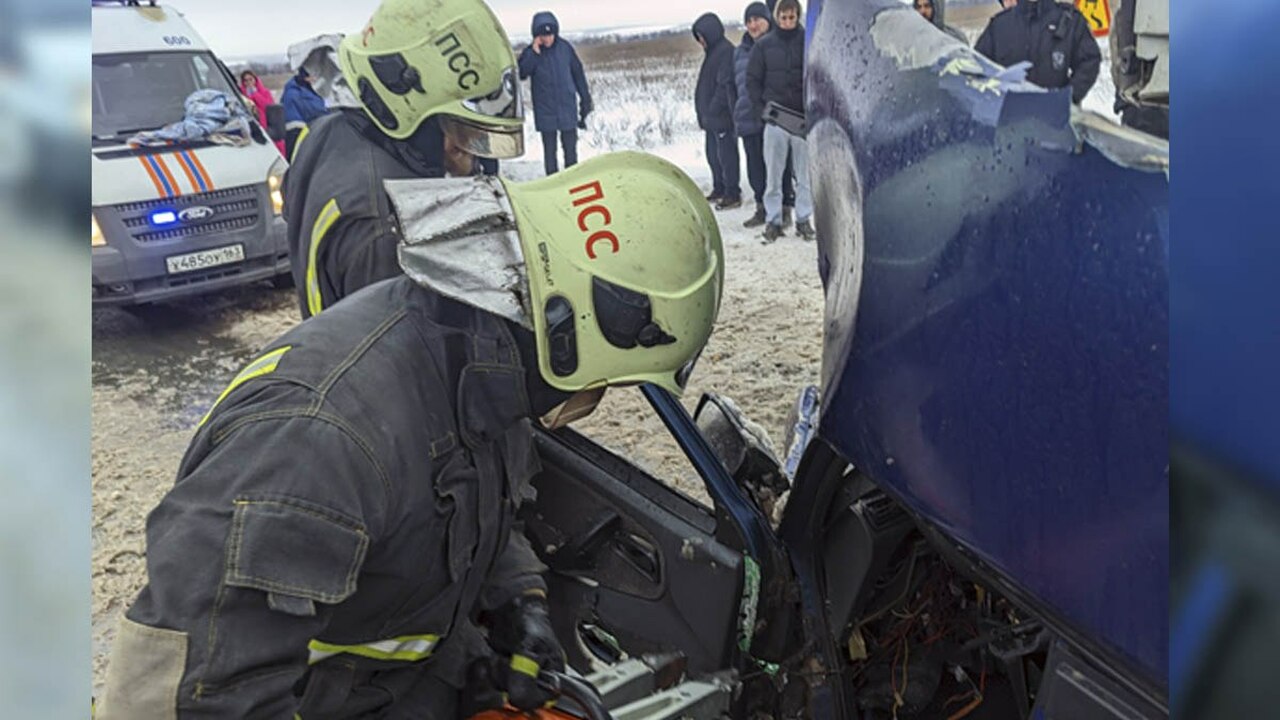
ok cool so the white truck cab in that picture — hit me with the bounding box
[91,1,291,306]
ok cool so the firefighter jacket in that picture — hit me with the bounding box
[283,108,448,320]
[97,276,549,719]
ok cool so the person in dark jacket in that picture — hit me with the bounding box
[747,0,814,241]
[694,13,742,209]
[280,67,328,161]
[914,0,969,43]
[519,12,592,176]
[282,0,526,321]
[734,2,795,227]
[975,0,1101,104]
[95,150,724,720]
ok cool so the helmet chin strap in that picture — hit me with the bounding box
[540,386,607,430]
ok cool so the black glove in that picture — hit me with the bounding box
[578,104,592,130]
[487,592,565,711]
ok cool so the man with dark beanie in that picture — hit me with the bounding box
[519,11,593,175]
[735,1,795,227]
[693,13,742,209]
[747,0,814,241]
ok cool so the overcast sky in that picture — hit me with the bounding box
[179,0,764,59]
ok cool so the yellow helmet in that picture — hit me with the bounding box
[502,152,724,395]
[338,0,524,157]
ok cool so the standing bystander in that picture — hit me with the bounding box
[693,13,741,209]
[518,12,592,176]
[734,2,795,227]
[747,0,814,241]
[280,66,328,161]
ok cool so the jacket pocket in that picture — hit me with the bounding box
[225,496,370,616]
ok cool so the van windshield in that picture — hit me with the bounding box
[92,51,239,140]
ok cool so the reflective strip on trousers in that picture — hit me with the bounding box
[198,345,292,427]
[306,198,342,316]
[307,633,441,664]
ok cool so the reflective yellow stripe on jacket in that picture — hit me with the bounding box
[291,124,310,164]
[306,198,342,316]
[198,346,292,427]
[307,633,441,665]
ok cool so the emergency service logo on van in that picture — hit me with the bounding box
[179,206,215,222]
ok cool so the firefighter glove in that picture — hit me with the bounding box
[487,592,565,710]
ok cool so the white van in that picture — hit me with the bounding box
[91,2,290,306]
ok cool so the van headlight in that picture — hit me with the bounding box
[267,158,287,216]
[92,214,105,247]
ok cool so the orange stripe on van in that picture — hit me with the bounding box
[173,152,201,194]
[153,155,183,197]
[137,156,167,198]
[187,150,216,191]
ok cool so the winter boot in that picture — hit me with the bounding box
[782,206,794,228]
[762,223,784,243]
[716,196,743,211]
[743,204,767,228]
[706,190,724,202]
[796,219,816,241]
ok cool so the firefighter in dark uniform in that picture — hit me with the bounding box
[975,0,1102,104]
[96,149,725,718]
[283,0,526,320]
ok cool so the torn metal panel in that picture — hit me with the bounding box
[1071,107,1169,174]
[385,175,533,328]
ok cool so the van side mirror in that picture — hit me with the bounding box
[694,393,789,517]
[265,104,286,142]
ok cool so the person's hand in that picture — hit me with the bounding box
[487,592,565,711]
[532,37,543,54]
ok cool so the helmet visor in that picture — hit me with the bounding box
[440,115,525,159]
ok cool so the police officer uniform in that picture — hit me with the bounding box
[975,0,1102,104]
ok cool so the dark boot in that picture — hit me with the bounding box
[706,191,724,202]
[716,196,743,211]
[743,204,766,228]
[795,219,816,241]
[762,223,784,243]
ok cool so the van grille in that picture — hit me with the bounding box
[111,184,262,245]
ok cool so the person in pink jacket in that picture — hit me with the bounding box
[240,70,287,157]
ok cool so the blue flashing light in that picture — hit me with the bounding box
[151,211,178,225]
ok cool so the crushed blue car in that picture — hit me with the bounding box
[525,2,1169,718]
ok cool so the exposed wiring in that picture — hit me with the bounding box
[946,694,983,720]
